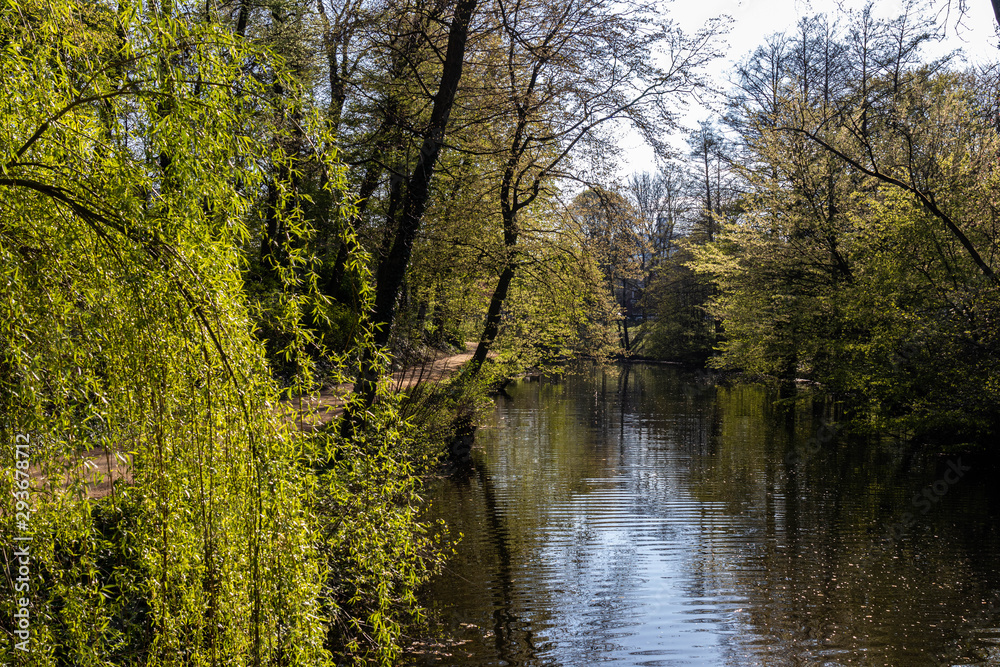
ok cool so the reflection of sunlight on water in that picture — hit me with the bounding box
[535,468,743,665]
[411,365,1000,667]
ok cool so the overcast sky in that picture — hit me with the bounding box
[617,0,1000,176]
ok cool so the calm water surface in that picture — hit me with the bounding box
[410,365,1000,666]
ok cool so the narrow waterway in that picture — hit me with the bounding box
[410,364,1000,666]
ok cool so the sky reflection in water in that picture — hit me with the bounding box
[410,365,1000,666]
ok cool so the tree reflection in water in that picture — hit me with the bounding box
[411,365,1000,666]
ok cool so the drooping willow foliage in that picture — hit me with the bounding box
[0,2,444,665]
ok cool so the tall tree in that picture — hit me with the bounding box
[464,0,724,373]
[570,187,646,351]
[345,0,481,417]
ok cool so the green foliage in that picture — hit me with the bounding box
[0,1,448,664]
[496,250,619,371]
[692,17,1000,444]
[487,201,621,373]
[309,404,450,666]
[0,2,331,663]
[617,152,731,362]
[641,248,717,364]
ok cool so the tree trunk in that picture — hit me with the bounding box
[620,289,631,353]
[369,0,478,349]
[347,0,479,422]
[469,263,516,371]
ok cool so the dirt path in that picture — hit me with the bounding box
[289,342,479,431]
[35,343,480,499]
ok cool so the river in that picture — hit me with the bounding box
[409,364,1000,666]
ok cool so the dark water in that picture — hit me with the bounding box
[410,365,1000,666]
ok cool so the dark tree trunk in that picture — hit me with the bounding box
[369,0,478,349]
[236,0,250,37]
[259,180,279,272]
[346,0,480,423]
[620,303,631,352]
[465,100,531,377]
[470,263,516,370]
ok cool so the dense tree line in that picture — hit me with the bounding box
[684,6,1000,444]
[575,4,999,447]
